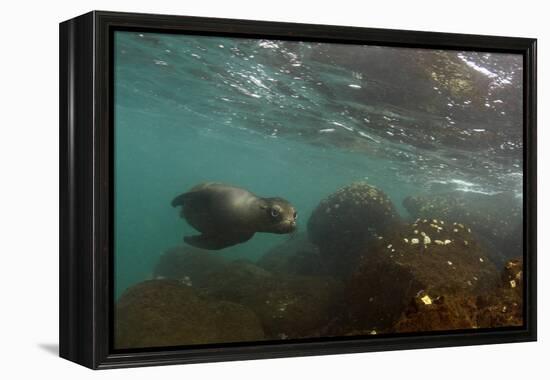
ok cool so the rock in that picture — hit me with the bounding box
[153,246,227,286]
[307,181,401,277]
[501,258,523,296]
[258,275,344,339]
[339,218,499,333]
[201,260,344,339]
[394,258,523,332]
[393,294,479,332]
[200,259,274,303]
[402,192,522,265]
[257,233,327,276]
[308,182,400,249]
[115,280,265,349]
[476,258,523,328]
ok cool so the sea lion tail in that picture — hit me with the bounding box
[171,193,187,207]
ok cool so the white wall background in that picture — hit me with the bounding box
[0,0,547,378]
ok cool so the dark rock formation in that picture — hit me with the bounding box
[122,214,523,347]
[200,259,274,303]
[307,181,401,277]
[338,218,499,333]
[257,233,327,276]
[115,280,265,349]
[476,258,523,328]
[402,192,522,265]
[394,258,523,332]
[153,245,228,286]
[201,260,344,339]
[393,294,479,332]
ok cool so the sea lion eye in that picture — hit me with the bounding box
[293,211,297,219]
[270,207,280,218]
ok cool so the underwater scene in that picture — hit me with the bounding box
[113,31,524,349]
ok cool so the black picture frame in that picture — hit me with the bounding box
[59,10,537,369]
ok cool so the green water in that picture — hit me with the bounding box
[114,31,522,298]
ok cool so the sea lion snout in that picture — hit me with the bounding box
[273,218,297,234]
[271,211,298,234]
[261,197,298,234]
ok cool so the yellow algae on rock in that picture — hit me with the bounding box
[421,295,432,305]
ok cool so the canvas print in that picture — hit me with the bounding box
[113,31,524,349]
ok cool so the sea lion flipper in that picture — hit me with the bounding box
[184,232,254,250]
[171,193,187,207]
[171,190,210,208]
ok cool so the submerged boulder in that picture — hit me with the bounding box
[115,280,265,349]
[475,258,523,328]
[339,218,499,333]
[200,259,274,303]
[501,258,523,296]
[307,181,401,277]
[256,275,344,340]
[393,293,480,332]
[402,192,522,265]
[394,257,523,332]
[257,233,327,276]
[153,245,227,287]
[201,260,344,339]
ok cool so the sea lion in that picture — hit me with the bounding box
[171,182,297,250]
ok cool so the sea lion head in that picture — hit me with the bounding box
[258,197,297,234]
